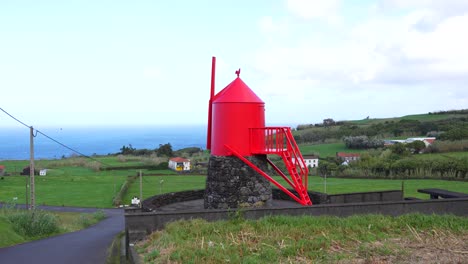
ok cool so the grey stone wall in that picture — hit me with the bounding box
[142,190,205,211]
[204,155,272,209]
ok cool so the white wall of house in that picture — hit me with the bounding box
[304,158,319,168]
[293,157,319,168]
[168,159,190,171]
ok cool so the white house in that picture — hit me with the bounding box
[293,155,319,168]
[168,157,191,171]
[39,169,47,176]
[302,155,319,168]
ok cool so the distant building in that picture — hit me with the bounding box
[39,169,47,176]
[0,165,5,176]
[21,166,38,176]
[302,155,319,168]
[131,196,141,206]
[336,152,361,162]
[384,139,406,146]
[406,137,436,147]
[168,157,191,171]
[384,137,436,147]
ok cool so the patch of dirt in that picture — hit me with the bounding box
[345,230,468,264]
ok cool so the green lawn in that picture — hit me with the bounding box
[121,174,468,205]
[2,153,467,207]
[0,167,131,207]
[122,175,207,204]
[299,142,367,158]
[307,176,468,199]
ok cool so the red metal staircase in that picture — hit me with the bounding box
[225,127,312,205]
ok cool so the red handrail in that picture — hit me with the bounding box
[249,127,311,205]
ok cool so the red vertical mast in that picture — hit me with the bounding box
[206,56,216,150]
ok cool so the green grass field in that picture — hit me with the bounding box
[299,142,367,158]
[2,171,468,207]
[1,152,467,207]
[0,166,131,207]
[415,152,468,159]
[122,175,207,204]
[121,174,468,204]
[307,176,468,199]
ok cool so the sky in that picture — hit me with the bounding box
[1,0,467,128]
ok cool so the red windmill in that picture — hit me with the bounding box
[206,57,312,206]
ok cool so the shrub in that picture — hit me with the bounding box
[6,210,59,237]
[117,155,127,162]
[426,140,468,153]
[343,136,384,149]
[77,210,106,228]
[86,161,101,172]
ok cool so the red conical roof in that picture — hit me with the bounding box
[213,77,264,103]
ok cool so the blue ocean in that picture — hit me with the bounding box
[0,125,207,160]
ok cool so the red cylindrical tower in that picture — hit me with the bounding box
[205,58,311,208]
[210,75,265,156]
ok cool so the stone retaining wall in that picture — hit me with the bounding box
[204,155,272,209]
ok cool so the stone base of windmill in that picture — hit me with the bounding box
[204,155,273,209]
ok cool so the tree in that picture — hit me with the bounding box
[323,118,336,127]
[343,135,384,149]
[156,143,173,157]
[407,140,426,153]
[390,143,409,156]
[120,144,136,155]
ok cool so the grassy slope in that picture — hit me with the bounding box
[0,210,104,248]
[136,214,468,263]
[348,113,468,125]
[0,218,25,247]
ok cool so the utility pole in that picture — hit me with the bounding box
[29,126,35,210]
[324,174,327,194]
[25,174,28,209]
[139,170,143,208]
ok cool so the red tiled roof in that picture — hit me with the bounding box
[336,152,361,157]
[424,138,436,144]
[170,157,190,162]
[0,165,4,170]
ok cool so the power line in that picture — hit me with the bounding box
[0,107,30,128]
[0,107,111,167]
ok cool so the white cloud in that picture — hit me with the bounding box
[286,0,340,22]
[255,1,468,87]
[247,0,468,123]
[143,67,162,79]
[378,0,468,18]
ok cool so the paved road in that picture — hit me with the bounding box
[0,205,124,264]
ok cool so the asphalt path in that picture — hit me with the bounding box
[0,205,124,264]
